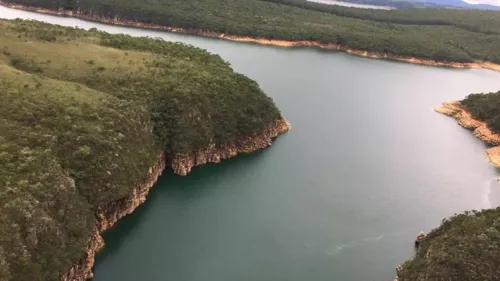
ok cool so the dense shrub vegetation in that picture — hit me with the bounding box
[0,19,281,281]
[398,208,500,281]
[3,0,500,63]
[461,91,500,133]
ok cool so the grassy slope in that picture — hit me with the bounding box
[0,63,157,281]
[0,19,281,281]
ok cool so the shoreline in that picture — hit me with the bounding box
[2,2,500,72]
[434,101,500,167]
[398,103,500,280]
[61,116,290,281]
[61,153,167,281]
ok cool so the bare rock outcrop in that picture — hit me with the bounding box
[435,101,500,167]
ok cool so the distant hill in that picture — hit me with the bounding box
[412,0,500,10]
[321,0,500,9]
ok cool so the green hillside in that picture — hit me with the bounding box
[0,19,282,281]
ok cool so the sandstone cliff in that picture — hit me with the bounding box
[170,115,291,175]
[59,116,290,281]
[435,101,500,167]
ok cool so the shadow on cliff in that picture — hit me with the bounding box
[94,137,284,264]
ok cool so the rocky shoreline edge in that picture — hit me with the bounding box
[391,102,500,281]
[391,101,500,281]
[1,2,500,72]
[435,101,500,167]
[61,115,290,281]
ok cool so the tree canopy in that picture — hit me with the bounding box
[461,91,500,134]
[398,208,500,281]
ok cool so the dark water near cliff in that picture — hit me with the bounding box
[3,6,500,281]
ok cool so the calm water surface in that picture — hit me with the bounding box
[2,6,500,281]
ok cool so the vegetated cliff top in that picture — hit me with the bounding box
[0,19,281,281]
[3,0,500,63]
[398,208,500,281]
[461,91,500,134]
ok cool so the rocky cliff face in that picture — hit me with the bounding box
[169,114,291,175]
[60,228,104,281]
[61,153,166,281]
[59,116,290,281]
[435,101,500,167]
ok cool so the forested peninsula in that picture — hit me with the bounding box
[0,19,289,281]
[394,93,500,281]
[2,0,500,70]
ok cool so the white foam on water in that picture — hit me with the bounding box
[324,234,385,256]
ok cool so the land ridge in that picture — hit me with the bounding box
[1,1,500,72]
